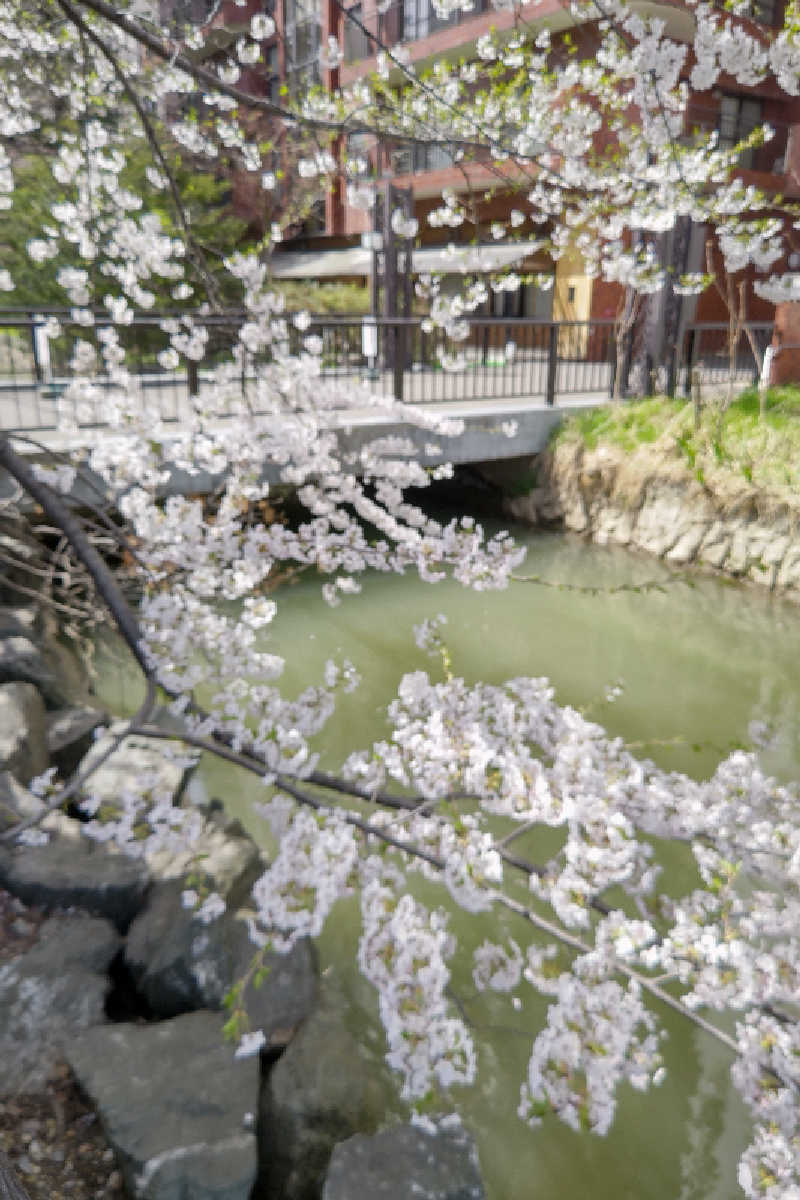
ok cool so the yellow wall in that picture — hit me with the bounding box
[552,251,592,322]
[553,251,592,354]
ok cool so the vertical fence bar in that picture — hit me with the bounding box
[3,312,770,432]
[393,321,404,402]
[546,323,558,406]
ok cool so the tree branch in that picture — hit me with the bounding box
[0,436,154,681]
[54,0,224,309]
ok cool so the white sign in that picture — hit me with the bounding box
[362,319,378,360]
[33,319,52,382]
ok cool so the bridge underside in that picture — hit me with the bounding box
[0,394,603,505]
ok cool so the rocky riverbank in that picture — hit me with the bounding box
[506,437,800,598]
[0,610,487,1200]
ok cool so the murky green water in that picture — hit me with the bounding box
[96,528,800,1200]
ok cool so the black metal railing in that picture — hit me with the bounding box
[0,311,621,433]
[0,310,780,435]
[678,323,774,393]
[354,317,617,405]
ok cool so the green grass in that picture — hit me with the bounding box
[564,397,684,453]
[554,386,800,497]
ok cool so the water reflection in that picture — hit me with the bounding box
[95,528,798,1200]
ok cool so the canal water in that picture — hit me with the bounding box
[96,526,800,1200]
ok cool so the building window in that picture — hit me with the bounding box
[750,0,777,22]
[343,4,372,61]
[264,42,280,102]
[160,0,219,29]
[284,0,320,92]
[718,94,763,168]
[720,0,778,22]
[392,141,455,174]
[712,0,778,23]
[401,0,488,41]
[300,198,326,235]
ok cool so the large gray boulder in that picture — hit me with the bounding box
[0,608,38,639]
[0,635,76,710]
[125,880,317,1031]
[0,912,120,1096]
[322,1120,486,1200]
[256,982,404,1200]
[0,682,47,784]
[66,1011,259,1200]
[0,771,46,833]
[145,814,262,902]
[77,726,194,815]
[46,704,108,778]
[0,827,149,930]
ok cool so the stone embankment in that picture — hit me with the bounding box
[507,438,800,597]
[0,608,487,1200]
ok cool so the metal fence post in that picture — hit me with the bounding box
[392,322,405,402]
[29,313,42,387]
[545,323,558,407]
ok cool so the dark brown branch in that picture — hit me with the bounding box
[0,437,154,681]
[129,721,447,867]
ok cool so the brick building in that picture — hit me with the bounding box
[213,0,800,357]
[178,0,796,376]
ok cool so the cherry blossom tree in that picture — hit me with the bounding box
[1,0,800,1196]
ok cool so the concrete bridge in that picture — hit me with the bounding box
[0,312,612,496]
[0,374,603,498]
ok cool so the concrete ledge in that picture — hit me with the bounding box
[0,396,604,501]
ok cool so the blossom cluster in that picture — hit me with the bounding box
[3,0,800,1190]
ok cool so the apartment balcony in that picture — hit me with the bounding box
[685,102,796,191]
[711,0,781,25]
[338,0,571,82]
[342,0,490,61]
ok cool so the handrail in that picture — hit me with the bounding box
[0,309,620,329]
[684,321,773,331]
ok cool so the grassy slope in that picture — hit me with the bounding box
[554,387,800,500]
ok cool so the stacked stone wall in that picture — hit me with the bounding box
[507,440,800,598]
